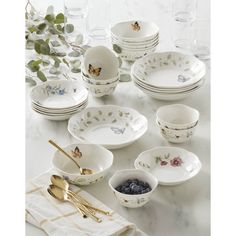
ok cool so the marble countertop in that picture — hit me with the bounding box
[26,1,210,235]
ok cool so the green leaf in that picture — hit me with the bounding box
[56,24,63,32]
[25,76,37,86]
[51,56,61,68]
[62,58,70,67]
[37,71,47,82]
[68,51,81,57]
[54,13,65,24]
[34,39,50,55]
[45,14,55,23]
[71,68,81,73]
[65,24,74,33]
[26,40,34,50]
[28,26,38,33]
[113,44,122,54]
[120,74,131,82]
[27,60,40,72]
[37,23,46,31]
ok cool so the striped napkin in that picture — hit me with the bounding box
[26,170,147,236]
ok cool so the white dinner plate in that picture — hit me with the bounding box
[68,105,148,149]
[134,146,202,185]
[131,51,206,89]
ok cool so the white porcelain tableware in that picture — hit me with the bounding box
[109,169,158,208]
[131,51,206,89]
[111,21,159,42]
[83,46,119,80]
[82,79,119,97]
[30,80,88,109]
[156,104,199,129]
[134,147,202,185]
[52,143,113,185]
[68,105,148,149]
[156,104,199,143]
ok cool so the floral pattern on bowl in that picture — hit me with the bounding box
[134,146,202,185]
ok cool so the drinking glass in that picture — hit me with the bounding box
[171,0,197,50]
[64,0,89,46]
[87,0,110,40]
[192,19,210,60]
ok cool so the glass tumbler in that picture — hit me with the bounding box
[192,19,210,60]
[64,0,89,46]
[171,0,198,50]
[87,0,110,40]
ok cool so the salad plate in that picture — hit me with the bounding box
[68,105,148,149]
[31,80,88,109]
[131,51,206,89]
[134,147,202,185]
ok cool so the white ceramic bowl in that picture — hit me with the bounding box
[83,46,119,80]
[156,104,199,143]
[134,147,202,185]
[68,105,148,149]
[109,169,158,208]
[111,21,159,42]
[30,80,89,109]
[82,79,119,97]
[52,143,113,185]
[82,70,120,85]
[156,104,199,129]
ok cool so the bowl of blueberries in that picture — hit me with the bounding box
[109,169,158,208]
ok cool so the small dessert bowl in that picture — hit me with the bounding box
[109,169,158,208]
[156,104,200,130]
[82,79,119,97]
[52,143,113,185]
[83,46,119,80]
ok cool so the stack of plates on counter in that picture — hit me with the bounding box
[131,51,206,101]
[111,20,159,61]
[30,80,88,121]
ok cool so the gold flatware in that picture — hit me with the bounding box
[48,185,102,223]
[48,140,93,175]
[47,185,87,218]
[51,175,111,216]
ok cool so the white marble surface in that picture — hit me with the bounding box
[26,0,210,235]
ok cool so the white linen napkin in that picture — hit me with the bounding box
[26,170,148,236]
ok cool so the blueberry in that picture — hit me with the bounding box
[115,185,122,192]
[127,179,132,184]
[139,180,145,186]
[123,182,129,187]
[131,184,141,193]
[124,187,131,194]
[143,182,150,188]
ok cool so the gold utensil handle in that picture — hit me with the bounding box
[68,191,111,216]
[48,140,81,170]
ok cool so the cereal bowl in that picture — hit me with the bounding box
[83,46,119,80]
[109,169,158,208]
[111,21,159,42]
[156,104,199,129]
[82,79,119,97]
[156,119,198,143]
[52,143,113,185]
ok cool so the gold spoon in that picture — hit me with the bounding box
[50,175,111,216]
[48,185,102,223]
[48,140,93,175]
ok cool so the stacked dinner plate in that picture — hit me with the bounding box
[30,80,88,121]
[131,51,206,101]
[111,20,159,61]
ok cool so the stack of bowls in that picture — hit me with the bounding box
[111,21,159,61]
[82,46,120,97]
[30,80,88,121]
[156,104,200,143]
[131,51,206,101]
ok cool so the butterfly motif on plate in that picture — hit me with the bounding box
[110,127,126,134]
[131,21,141,31]
[88,64,102,77]
[178,75,190,83]
[71,146,82,158]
